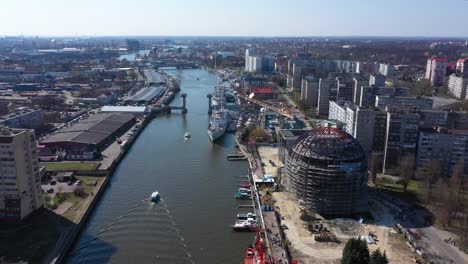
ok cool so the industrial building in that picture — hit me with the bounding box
[0,108,43,129]
[124,86,165,103]
[0,127,42,223]
[101,105,150,116]
[284,128,368,216]
[41,113,135,160]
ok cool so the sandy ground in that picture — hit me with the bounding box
[272,192,415,264]
[257,146,283,177]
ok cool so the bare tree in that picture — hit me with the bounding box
[400,155,415,192]
[422,159,441,206]
[433,179,450,227]
[369,152,380,185]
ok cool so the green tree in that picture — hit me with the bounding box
[341,238,370,264]
[369,249,388,264]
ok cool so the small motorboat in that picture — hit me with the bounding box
[184,132,191,139]
[150,191,160,203]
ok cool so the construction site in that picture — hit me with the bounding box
[283,128,368,216]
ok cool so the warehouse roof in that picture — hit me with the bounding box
[42,113,134,145]
[124,86,165,102]
[101,105,148,113]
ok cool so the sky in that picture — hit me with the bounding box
[2,0,468,37]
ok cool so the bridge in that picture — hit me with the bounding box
[153,61,200,69]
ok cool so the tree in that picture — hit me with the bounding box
[421,159,441,206]
[369,152,381,185]
[341,238,370,264]
[400,155,415,192]
[369,249,388,264]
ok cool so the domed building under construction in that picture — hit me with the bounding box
[284,127,368,216]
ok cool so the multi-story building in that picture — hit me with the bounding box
[0,108,44,130]
[329,101,386,155]
[379,64,394,77]
[359,86,410,108]
[383,111,420,175]
[317,78,338,116]
[448,74,468,100]
[416,127,468,179]
[419,110,468,129]
[336,77,354,102]
[0,127,42,223]
[369,74,386,87]
[456,58,468,77]
[245,49,274,73]
[353,76,369,105]
[301,77,319,107]
[425,57,448,86]
[375,96,433,111]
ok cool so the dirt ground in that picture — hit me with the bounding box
[272,192,416,264]
[257,146,283,177]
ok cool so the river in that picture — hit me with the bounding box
[67,69,253,264]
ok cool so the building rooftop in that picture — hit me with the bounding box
[42,113,134,145]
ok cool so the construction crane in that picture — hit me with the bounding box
[237,93,294,119]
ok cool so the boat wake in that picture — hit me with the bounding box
[69,197,195,264]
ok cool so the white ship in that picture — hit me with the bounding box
[208,110,227,141]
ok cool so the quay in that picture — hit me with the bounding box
[45,70,187,264]
[236,137,291,264]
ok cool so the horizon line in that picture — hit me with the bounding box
[2,34,468,40]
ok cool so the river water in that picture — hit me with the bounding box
[67,69,252,264]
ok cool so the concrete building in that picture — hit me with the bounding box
[425,57,448,86]
[336,77,354,102]
[301,77,319,107]
[379,64,394,77]
[317,78,335,116]
[41,113,135,160]
[448,74,468,100]
[244,49,274,73]
[456,58,468,77]
[419,110,468,129]
[0,108,43,130]
[369,74,386,87]
[101,105,150,116]
[375,96,433,111]
[284,128,368,216]
[383,111,420,175]
[353,76,369,105]
[329,101,386,155]
[0,127,42,223]
[416,127,468,179]
[359,87,410,108]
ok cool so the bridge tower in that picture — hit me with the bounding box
[181,93,187,114]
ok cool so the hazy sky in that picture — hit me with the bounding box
[2,0,468,37]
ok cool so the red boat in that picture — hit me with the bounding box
[240,182,251,188]
[244,229,270,264]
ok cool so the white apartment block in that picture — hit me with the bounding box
[448,74,468,100]
[0,127,42,223]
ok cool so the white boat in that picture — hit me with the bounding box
[237,212,257,220]
[150,191,160,203]
[184,132,191,138]
[231,219,258,231]
[208,110,227,141]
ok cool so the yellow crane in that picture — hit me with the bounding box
[237,93,294,119]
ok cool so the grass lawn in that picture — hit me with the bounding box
[61,176,103,222]
[40,161,99,171]
[376,178,425,204]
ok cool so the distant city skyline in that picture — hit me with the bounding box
[2,0,468,37]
